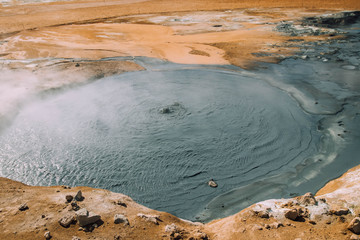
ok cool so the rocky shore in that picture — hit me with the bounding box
[1,164,360,239]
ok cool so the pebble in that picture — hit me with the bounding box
[208,179,218,188]
[19,203,29,211]
[44,231,51,240]
[66,195,73,203]
[114,214,129,225]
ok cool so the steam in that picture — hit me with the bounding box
[0,68,39,131]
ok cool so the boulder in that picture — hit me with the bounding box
[299,192,317,206]
[59,213,75,228]
[74,191,84,201]
[114,214,129,225]
[76,208,101,227]
[348,217,360,234]
[285,209,298,221]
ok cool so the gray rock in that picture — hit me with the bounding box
[74,190,84,201]
[44,231,51,239]
[137,213,160,225]
[59,213,75,228]
[19,203,29,211]
[114,214,129,225]
[76,208,101,227]
[348,217,360,234]
[285,209,298,221]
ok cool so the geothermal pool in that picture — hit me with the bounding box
[0,54,360,223]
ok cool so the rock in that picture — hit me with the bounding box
[19,203,29,211]
[116,200,127,208]
[137,213,160,225]
[114,235,121,240]
[71,202,80,211]
[350,234,360,240]
[114,214,129,225]
[76,208,101,227]
[59,213,75,228]
[44,231,51,239]
[208,179,218,188]
[331,208,350,216]
[72,237,81,240]
[66,195,73,203]
[348,217,360,234]
[299,192,317,206]
[165,223,179,234]
[309,220,316,225]
[301,55,308,60]
[264,224,270,229]
[285,209,298,221]
[74,190,84,201]
[270,222,284,229]
[257,210,269,219]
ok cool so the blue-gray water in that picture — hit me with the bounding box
[1,47,360,222]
